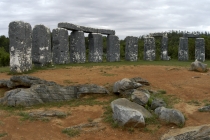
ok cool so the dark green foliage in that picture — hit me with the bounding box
[0,47,9,66]
[0,35,9,53]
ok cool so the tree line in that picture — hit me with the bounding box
[1,30,210,66]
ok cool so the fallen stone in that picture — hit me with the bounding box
[155,107,185,126]
[29,110,67,118]
[131,90,150,106]
[190,60,208,72]
[0,80,9,88]
[161,124,210,140]
[113,78,142,93]
[151,98,166,110]
[198,105,210,112]
[130,77,150,86]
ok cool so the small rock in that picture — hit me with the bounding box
[151,98,166,110]
[130,77,150,86]
[131,90,150,106]
[190,60,208,72]
[198,105,210,112]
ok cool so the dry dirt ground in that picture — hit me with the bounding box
[0,65,210,140]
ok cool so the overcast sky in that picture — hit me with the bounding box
[1,0,210,39]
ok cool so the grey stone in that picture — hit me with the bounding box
[161,124,210,140]
[183,32,200,38]
[69,31,86,63]
[111,98,152,119]
[76,84,109,98]
[32,25,52,66]
[52,28,70,64]
[88,33,103,62]
[0,80,9,88]
[113,78,142,93]
[29,110,67,118]
[178,37,188,61]
[155,107,185,126]
[199,105,210,112]
[161,36,170,60]
[125,36,138,61]
[58,22,81,31]
[9,21,32,73]
[144,37,156,61]
[150,33,167,37]
[190,60,207,72]
[97,29,115,35]
[131,90,150,106]
[80,26,98,33]
[129,77,150,86]
[151,98,166,110]
[195,38,205,62]
[107,35,120,62]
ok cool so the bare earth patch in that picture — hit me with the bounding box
[0,65,210,140]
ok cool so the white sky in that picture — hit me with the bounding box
[1,0,210,39]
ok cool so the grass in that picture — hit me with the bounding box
[0,133,7,138]
[187,100,201,106]
[18,111,36,121]
[62,128,80,137]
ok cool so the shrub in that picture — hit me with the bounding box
[0,47,9,66]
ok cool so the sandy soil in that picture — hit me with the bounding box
[0,65,210,140]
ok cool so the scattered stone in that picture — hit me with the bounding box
[151,98,166,110]
[32,25,52,66]
[29,110,67,118]
[198,105,210,112]
[155,107,185,126]
[9,21,32,73]
[52,28,70,64]
[125,36,138,61]
[195,38,205,62]
[0,80,9,88]
[131,90,150,106]
[144,37,156,61]
[69,31,86,63]
[190,60,208,72]
[107,35,120,62]
[161,124,210,140]
[130,77,150,86]
[113,78,142,94]
[178,37,188,61]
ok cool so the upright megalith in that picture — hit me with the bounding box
[88,33,103,62]
[32,25,52,66]
[107,35,120,62]
[52,28,70,64]
[144,37,155,61]
[69,31,86,63]
[161,36,169,60]
[9,21,32,73]
[195,38,205,62]
[178,37,188,61]
[125,36,138,61]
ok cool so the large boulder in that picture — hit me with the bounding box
[161,124,210,140]
[131,90,150,106]
[113,78,142,93]
[155,107,185,126]
[190,60,208,72]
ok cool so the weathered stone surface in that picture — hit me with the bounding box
[161,36,170,60]
[150,33,167,37]
[76,84,109,98]
[151,98,166,110]
[144,37,156,61]
[178,37,188,61]
[125,36,138,61]
[107,35,120,62]
[29,110,67,118]
[88,33,103,62]
[155,107,185,126]
[97,29,115,35]
[131,90,150,106]
[9,21,32,73]
[111,98,152,119]
[190,60,207,72]
[32,25,52,67]
[69,31,86,63]
[199,105,210,112]
[58,22,80,31]
[183,32,200,38]
[129,77,150,86]
[0,80,9,88]
[195,38,205,62]
[161,124,210,140]
[113,78,142,93]
[80,26,98,33]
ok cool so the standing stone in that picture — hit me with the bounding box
[144,37,155,61]
[125,36,138,61]
[161,36,169,60]
[9,21,32,73]
[88,33,103,62]
[32,25,52,66]
[107,35,120,62]
[52,28,70,64]
[195,38,205,62]
[178,37,188,61]
[69,31,86,63]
